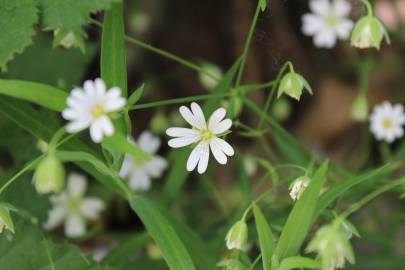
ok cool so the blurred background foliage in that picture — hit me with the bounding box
[1,0,405,269]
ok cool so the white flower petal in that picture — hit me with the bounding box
[166,127,200,138]
[302,14,324,35]
[209,140,228,164]
[211,137,234,156]
[210,119,232,134]
[168,136,198,148]
[119,155,133,178]
[138,131,161,154]
[129,169,151,191]
[179,105,204,129]
[83,80,96,98]
[94,78,107,97]
[190,102,206,129]
[208,107,226,129]
[66,119,91,133]
[313,28,337,48]
[98,116,114,137]
[197,141,210,174]
[62,108,80,120]
[187,142,204,172]
[310,0,331,16]
[332,0,351,17]
[44,206,67,230]
[68,173,87,198]
[80,198,104,220]
[143,156,168,177]
[65,213,86,237]
[90,120,104,143]
[335,19,354,39]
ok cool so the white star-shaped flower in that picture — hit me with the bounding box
[370,101,405,143]
[119,131,168,191]
[166,102,234,174]
[289,176,310,201]
[44,173,105,238]
[62,78,126,143]
[302,0,354,48]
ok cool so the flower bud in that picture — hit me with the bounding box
[33,154,65,194]
[272,97,291,121]
[306,222,355,270]
[225,220,248,250]
[53,29,85,51]
[289,176,310,201]
[351,93,368,122]
[0,202,15,234]
[350,16,390,49]
[278,72,312,101]
[199,62,223,91]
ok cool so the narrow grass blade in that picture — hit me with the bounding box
[253,204,275,270]
[273,161,329,261]
[130,195,197,270]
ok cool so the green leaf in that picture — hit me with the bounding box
[259,0,267,12]
[313,164,390,220]
[278,256,321,270]
[3,34,97,89]
[273,161,329,261]
[103,131,149,160]
[101,2,127,96]
[38,0,120,48]
[127,84,145,107]
[163,59,241,202]
[0,219,101,269]
[0,79,68,111]
[0,0,38,68]
[130,195,197,270]
[253,204,276,270]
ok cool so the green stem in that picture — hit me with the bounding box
[361,0,373,16]
[234,1,262,89]
[90,19,220,82]
[129,81,276,111]
[340,177,405,219]
[257,61,290,129]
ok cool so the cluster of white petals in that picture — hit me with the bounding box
[62,78,126,143]
[44,173,104,238]
[302,0,354,48]
[120,131,168,191]
[166,102,234,174]
[370,101,405,143]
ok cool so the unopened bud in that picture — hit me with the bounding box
[225,220,248,250]
[278,72,312,101]
[33,154,65,194]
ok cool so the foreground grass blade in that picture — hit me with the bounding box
[0,79,67,111]
[313,164,391,220]
[278,256,321,270]
[163,59,241,202]
[253,204,276,270]
[273,161,329,261]
[101,2,127,97]
[103,131,149,160]
[130,195,197,270]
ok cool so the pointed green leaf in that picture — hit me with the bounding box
[274,161,329,260]
[130,195,197,270]
[278,256,321,270]
[253,204,275,270]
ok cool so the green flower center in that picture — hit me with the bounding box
[200,129,214,141]
[91,104,105,118]
[325,16,338,28]
[68,197,81,212]
[382,118,393,130]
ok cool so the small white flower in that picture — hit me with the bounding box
[370,101,405,143]
[302,0,354,48]
[289,176,310,201]
[166,102,234,174]
[62,78,126,143]
[119,131,168,191]
[44,173,105,238]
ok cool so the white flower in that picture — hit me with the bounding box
[302,0,354,48]
[289,176,310,201]
[119,131,168,191]
[44,173,105,238]
[370,101,405,143]
[166,102,234,174]
[62,78,126,143]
